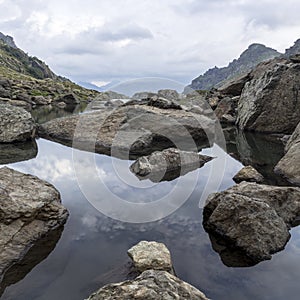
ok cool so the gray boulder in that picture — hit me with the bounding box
[147,96,182,110]
[233,165,264,183]
[0,103,36,142]
[157,89,180,101]
[86,270,208,300]
[203,182,300,264]
[0,167,68,289]
[237,58,300,133]
[127,241,174,274]
[275,122,300,185]
[39,104,213,158]
[56,93,79,105]
[218,72,251,96]
[130,148,213,182]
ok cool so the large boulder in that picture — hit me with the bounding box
[0,103,36,142]
[86,270,208,300]
[0,167,68,290]
[130,148,213,182]
[203,182,300,264]
[237,58,300,133]
[275,122,300,185]
[157,89,180,101]
[39,104,214,158]
[55,93,79,105]
[217,72,251,96]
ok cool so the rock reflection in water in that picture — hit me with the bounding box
[223,126,289,185]
[0,226,64,297]
[0,140,38,164]
[31,103,87,124]
[208,234,260,268]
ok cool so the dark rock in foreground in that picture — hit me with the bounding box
[87,270,208,300]
[275,122,300,186]
[130,148,213,182]
[203,182,300,265]
[0,167,68,292]
[237,57,300,133]
[0,104,36,142]
[86,241,208,300]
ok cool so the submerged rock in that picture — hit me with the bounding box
[0,103,36,142]
[275,122,300,186]
[237,58,300,133]
[130,148,213,182]
[233,165,264,183]
[0,167,68,290]
[203,182,300,265]
[127,241,174,274]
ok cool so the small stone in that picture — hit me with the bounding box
[233,165,264,183]
[127,241,174,274]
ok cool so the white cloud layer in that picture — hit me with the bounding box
[1,0,300,85]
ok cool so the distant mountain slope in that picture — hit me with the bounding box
[0,32,99,107]
[186,43,281,91]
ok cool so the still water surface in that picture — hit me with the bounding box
[1,108,300,300]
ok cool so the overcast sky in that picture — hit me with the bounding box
[1,0,300,87]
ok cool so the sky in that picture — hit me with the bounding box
[1,0,300,87]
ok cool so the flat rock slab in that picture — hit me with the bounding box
[275,122,300,186]
[203,182,300,264]
[0,103,36,143]
[0,167,68,289]
[130,148,213,182]
[127,241,174,274]
[39,104,214,158]
[86,270,209,300]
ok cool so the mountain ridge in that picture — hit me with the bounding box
[186,43,281,92]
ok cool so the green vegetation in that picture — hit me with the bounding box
[0,38,100,104]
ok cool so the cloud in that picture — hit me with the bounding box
[1,0,300,85]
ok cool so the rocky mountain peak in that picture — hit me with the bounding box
[0,32,17,49]
[186,43,281,91]
[284,38,300,57]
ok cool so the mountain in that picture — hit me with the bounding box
[0,32,17,48]
[0,32,99,108]
[284,39,300,57]
[186,43,281,91]
[78,81,104,91]
[0,35,58,80]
